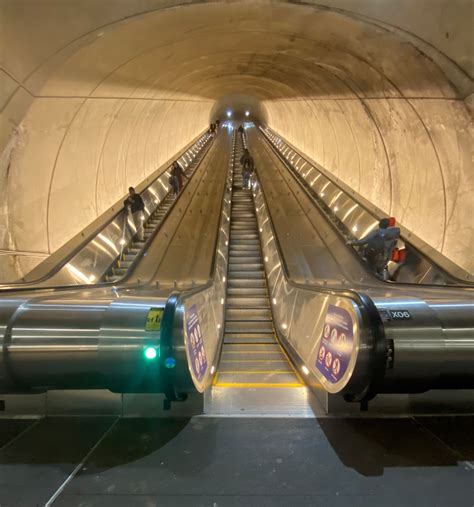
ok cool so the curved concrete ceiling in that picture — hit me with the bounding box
[0,1,472,280]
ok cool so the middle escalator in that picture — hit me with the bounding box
[214,132,303,389]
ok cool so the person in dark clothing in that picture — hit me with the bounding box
[237,125,244,135]
[348,217,401,280]
[124,187,145,241]
[240,149,255,190]
[170,161,186,197]
[215,119,220,130]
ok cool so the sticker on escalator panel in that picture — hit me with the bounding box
[145,308,164,332]
[186,305,208,382]
[315,305,354,384]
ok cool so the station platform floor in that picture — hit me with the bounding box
[1,415,473,506]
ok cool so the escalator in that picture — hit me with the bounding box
[0,123,472,414]
[106,194,175,282]
[233,123,473,403]
[258,126,473,287]
[1,130,214,289]
[0,128,232,398]
[215,135,302,389]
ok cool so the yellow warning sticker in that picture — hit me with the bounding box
[145,308,164,332]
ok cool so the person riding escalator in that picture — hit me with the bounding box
[169,161,187,197]
[240,148,255,190]
[348,217,401,280]
[124,187,145,241]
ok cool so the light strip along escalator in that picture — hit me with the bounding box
[214,131,303,388]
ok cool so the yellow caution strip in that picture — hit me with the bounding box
[218,370,293,374]
[214,382,303,388]
[220,359,288,363]
[222,351,284,355]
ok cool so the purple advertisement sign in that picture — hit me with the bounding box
[186,305,208,382]
[315,304,354,384]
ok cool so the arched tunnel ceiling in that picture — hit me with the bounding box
[19,5,465,100]
[0,1,472,280]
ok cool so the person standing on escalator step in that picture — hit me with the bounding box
[124,187,145,241]
[240,149,254,190]
[348,217,400,280]
[170,161,187,197]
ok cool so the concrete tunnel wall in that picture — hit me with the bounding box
[0,1,472,281]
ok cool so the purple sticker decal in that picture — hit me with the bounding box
[186,305,208,382]
[315,305,354,384]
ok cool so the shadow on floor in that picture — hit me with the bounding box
[79,417,196,473]
[317,416,474,476]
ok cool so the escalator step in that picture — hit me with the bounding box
[229,246,261,253]
[228,263,264,271]
[228,272,265,280]
[225,308,272,320]
[227,278,267,289]
[226,287,268,296]
[223,332,281,346]
[226,297,270,307]
[228,256,262,264]
[225,321,274,333]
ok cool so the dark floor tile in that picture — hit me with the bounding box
[0,418,37,449]
[50,493,473,507]
[55,417,473,507]
[317,417,461,476]
[0,416,115,506]
[415,416,474,459]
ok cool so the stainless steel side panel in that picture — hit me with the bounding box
[0,289,169,392]
[374,297,474,391]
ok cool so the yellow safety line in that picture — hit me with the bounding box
[214,382,303,388]
[220,359,287,363]
[224,340,278,347]
[218,370,293,374]
[222,351,284,354]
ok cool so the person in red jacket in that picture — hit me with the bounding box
[349,217,400,280]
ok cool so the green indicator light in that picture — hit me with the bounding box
[144,346,158,360]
